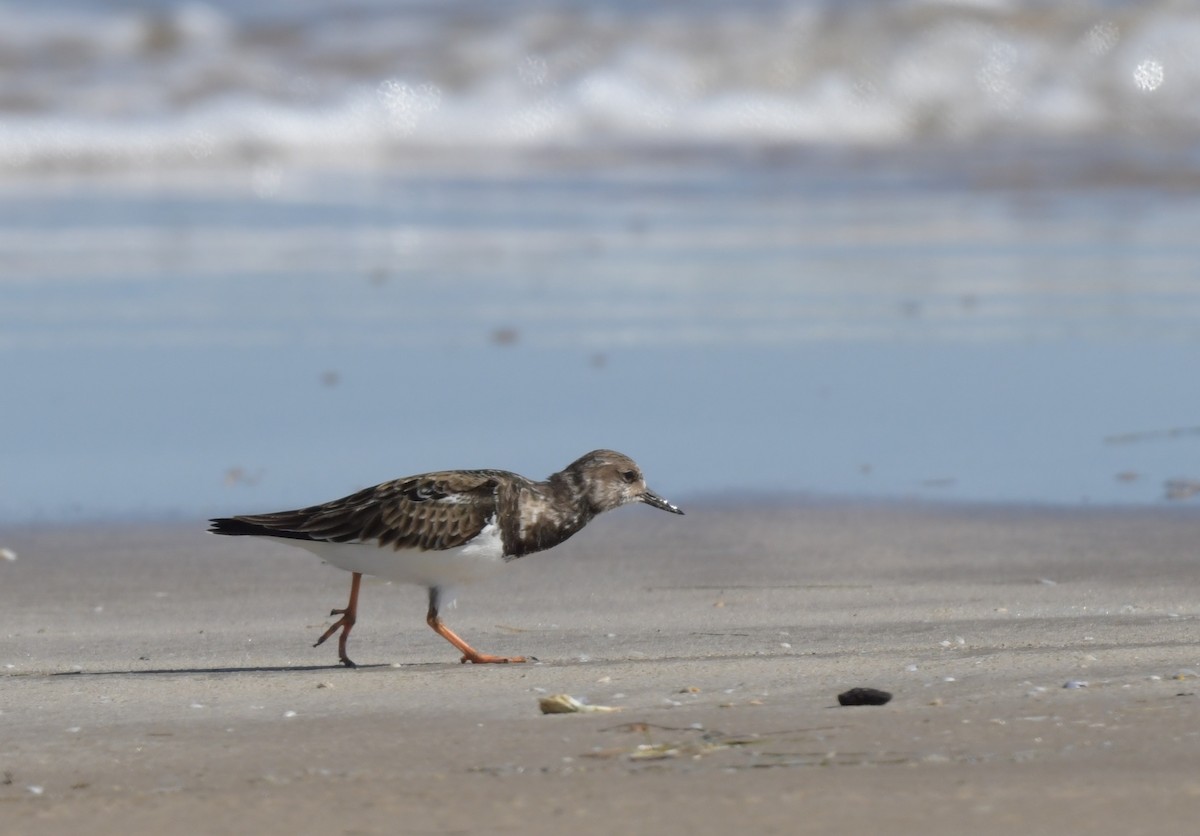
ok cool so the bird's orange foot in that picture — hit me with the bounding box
[460,652,527,664]
[314,609,357,668]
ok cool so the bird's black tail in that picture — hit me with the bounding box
[208,517,315,540]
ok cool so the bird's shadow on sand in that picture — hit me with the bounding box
[45,662,435,677]
[18,650,820,679]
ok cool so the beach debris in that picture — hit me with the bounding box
[538,694,621,715]
[223,466,263,487]
[1172,669,1198,681]
[1062,680,1088,689]
[494,623,532,633]
[627,743,684,760]
[919,477,957,489]
[627,741,736,761]
[585,723,758,762]
[1105,425,1200,445]
[490,327,519,347]
[1164,479,1200,501]
[838,687,892,706]
[0,547,16,562]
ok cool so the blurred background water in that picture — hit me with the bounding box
[2,0,1200,521]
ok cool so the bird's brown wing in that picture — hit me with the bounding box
[215,470,508,551]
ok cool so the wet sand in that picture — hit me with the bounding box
[3,504,1200,835]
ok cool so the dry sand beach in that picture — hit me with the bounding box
[3,504,1200,835]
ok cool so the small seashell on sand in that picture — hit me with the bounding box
[538,694,621,715]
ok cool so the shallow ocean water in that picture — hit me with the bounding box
[3,1,1200,521]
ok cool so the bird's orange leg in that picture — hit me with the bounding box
[426,589,526,664]
[314,571,362,668]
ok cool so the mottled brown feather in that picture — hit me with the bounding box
[229,470,515,552]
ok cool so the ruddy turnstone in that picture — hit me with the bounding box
[209,449,683,667]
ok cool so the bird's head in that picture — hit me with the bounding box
[562,449,685,516]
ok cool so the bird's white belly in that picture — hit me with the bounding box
[269,520,508,588]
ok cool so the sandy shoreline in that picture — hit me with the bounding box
[3,504,1200,835]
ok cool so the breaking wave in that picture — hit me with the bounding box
[2,0,1198,170]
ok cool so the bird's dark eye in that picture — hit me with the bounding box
[621,470,638,483]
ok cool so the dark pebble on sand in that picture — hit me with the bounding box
[838,687,893,706]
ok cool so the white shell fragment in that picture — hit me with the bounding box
[0,548,16,562]
[538,694,622,715]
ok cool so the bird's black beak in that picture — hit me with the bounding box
[640,489,684,515]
